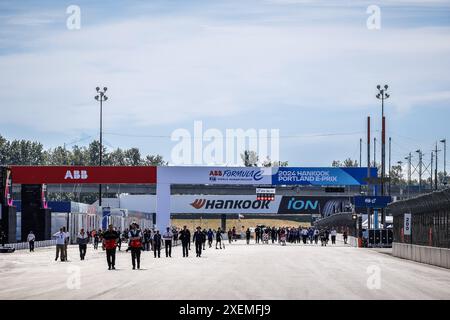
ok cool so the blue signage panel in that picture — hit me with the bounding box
[102,207,111,230]
[354,196,392,208]
[272,167,377,186]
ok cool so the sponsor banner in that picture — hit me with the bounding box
[157,166,273,185]
[118,194,350,216]
[11,166,157,184]
[277,196,352,216]
[272,167,377,186]
[404,213,412,235]
[354,196,392,208]
[172,195,281,213]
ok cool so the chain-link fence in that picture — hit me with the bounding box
[388,188,450,248]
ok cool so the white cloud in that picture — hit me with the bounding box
[0,3,449,140]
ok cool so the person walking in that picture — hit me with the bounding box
[314,228,319,244]
[62,226,69,261]
[128,223,143,269]
[153,229,162,258]
[202,229,207,250]
[193,227,204,257]
[117,229,122,251]
[53,228,66,261]
[103,224,119,270]
[245,228,251,245]
[143,229,151,251]
[271,227,276,244]
[179,226,190,257]
[215,227,223,249]
[207,229,214,248]
[162,227,173,258]
[77,228,89,260]
[227,229,233,244]
[331,228,337,245]
[27,231,35,252]
[255,226,260,244]
[343,230,348,245]
[93,230,99,250]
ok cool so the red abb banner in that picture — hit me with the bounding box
[11,166,157,184]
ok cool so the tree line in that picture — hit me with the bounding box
[0,134,167,166]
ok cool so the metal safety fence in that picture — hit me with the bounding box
[388,188,450,248]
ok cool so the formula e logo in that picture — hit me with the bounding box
[64,170,88,180]
[190,199,206,209]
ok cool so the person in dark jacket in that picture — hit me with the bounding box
[246,228,251,245]
[255,226,260,244]
[102,225,119,270]
[76,228,89,260]
[153,230,162,258]
[215,227,223,249]
[179,226,191,257]
[128,223,143,269]
[193,227,205,257]
[207,229,214,248]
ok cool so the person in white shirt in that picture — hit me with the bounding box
[27,231,35,252]
[331,228,337,245]
[162,227,173,258]
[53,228,66,261]
[77,228,89,260]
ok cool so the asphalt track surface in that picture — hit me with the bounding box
[0,240,449,299]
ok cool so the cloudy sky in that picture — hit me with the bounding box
[1,0,450,168]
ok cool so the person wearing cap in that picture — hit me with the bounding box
[153,229,162,258]
[162,227,173,258]
[103,224,119,270]
[27,231,35,252]
[192,226,205,257]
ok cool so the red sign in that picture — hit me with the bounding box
[11,166,157,184]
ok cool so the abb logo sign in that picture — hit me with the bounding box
[64,170,88,180]
[11,166,157,184]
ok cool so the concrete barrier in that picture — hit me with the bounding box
[392,242,450,269]
[4,240,57,250]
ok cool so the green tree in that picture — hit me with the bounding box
[240,150,258,167]
[144,154,167,166]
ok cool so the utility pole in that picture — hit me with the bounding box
[431,151,434,190]
[416,149,423,193]
[95,86,108,207]
[367,117,371,231]
[359,138,362,167]
[440,139,447,187]
[376,85,390,197]
[405,153,412,198]
[374,137,377,168]
[435,143,439,190]
[389,137,391,196]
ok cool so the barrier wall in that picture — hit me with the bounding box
[392,242,450,269]
[4,239,57,250]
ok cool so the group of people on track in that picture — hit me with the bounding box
[46,223,345,270]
